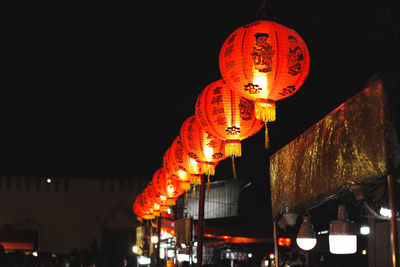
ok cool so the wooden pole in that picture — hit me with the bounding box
[387,174,399,267]
[273,220,279,267]
[196,175,206,267]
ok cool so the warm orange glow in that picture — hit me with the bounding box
[269,253,275,259]
[195,79,263,158]
[177,169,187,180]
[220,20,310,104]
[0,242,34,250]
[204,234,215,238]
[180,116,227,176]
[204,237,272,246]
[278,237,292,247]
[219,235,231,240]
[167,185,174,195]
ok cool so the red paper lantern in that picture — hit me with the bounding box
[163,141,191,191]
[195,79,263,158]
[143,182,162,216]
[152,168,185,206]
[180,116,227,176]
[219,20,310,142]
[133,193,155,220]
[147,180,169,212]
[173,135,204,185]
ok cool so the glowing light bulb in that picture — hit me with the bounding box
[203,145,213,161]
[296,238,317,250]
[178,169,187,180]
[167,185,174,196]
[151,236,159,243]
[154,203,160,211]
[360,226,370,235]
[252,70,268,98]
[189,158,199,174]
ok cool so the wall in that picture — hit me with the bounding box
[0,176,147,253]
[368,217,400,267]
[184,180,245,220]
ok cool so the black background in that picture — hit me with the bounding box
[2,1,399,221]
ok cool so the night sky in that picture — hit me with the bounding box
[2,0,399,203]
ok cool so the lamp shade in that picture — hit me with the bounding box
[296,216,317,250]
[329,205,357,254]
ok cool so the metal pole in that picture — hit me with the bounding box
[196,175,206,267]
[387,174,399,267]
[273,220,279,267]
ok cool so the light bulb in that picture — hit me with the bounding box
[151,235,159,243]
[296,216,317,250]
[360,225,370,235]
[296,238,317,251]
[329,235,357,254]
[329,205,357,254]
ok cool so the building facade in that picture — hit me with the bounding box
[0,176,146,253]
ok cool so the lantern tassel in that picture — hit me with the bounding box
[231,157,237,179]
[185,190,189,204]
[265,123,269,149]
[181,181,191,191]
[201,162,215,176]
[225,140,242,158]
[255,99,276,122]
[192,186,196,199]
[190,174,201,185]
[207,175,210,193]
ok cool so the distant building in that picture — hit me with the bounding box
[0,176,146,254]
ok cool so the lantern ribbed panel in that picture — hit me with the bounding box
[180,116,227,176]
[219,20,310,122]
[147,180,168,212]
[152,167,185,206]
[143,182,161,216]
[195,79,264,157]
[133,193,155,220]
[163,148,179,181]
[169,136,191,190]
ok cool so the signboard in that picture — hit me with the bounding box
[135,226,143,255]
[175,217,193,245]
[270,77,397,218]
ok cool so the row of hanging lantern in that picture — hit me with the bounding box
[133,20,310,221]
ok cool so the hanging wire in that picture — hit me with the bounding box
[255,0,268,19]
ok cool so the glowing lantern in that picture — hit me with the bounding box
[219,20,310,147]
[163,139,191,191]
[195,79,263,158]
[133,193,155,220]
[143,182,162,216]
[180,116,227,176]
[152,168,185,206]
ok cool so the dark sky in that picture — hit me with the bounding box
[2,0,399,186]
